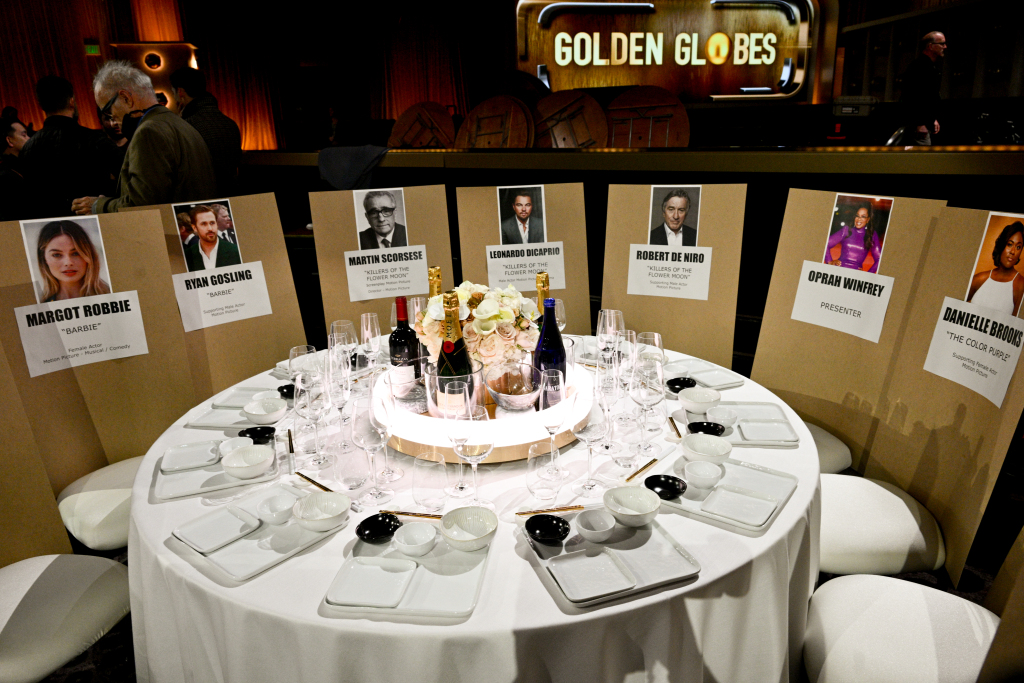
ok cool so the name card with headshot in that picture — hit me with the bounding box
[486,186,566,291]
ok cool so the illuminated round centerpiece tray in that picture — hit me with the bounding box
[378,363,593,464]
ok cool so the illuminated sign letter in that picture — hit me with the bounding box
[762,33,777,64]
[645,32,664,65]
[674,32,691,65]
[706,32,730,65]
[691,33,706,65]
[629,32,644,65]
[555,32,572,66]
[593,32,609,66]
[574,32,592,66]
[611,32,628,65]
[749,32,764,65]
[733,33,749,64]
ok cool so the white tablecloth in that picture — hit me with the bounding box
[129,347,821,683]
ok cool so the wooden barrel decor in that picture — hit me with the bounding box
[388,102,456,149]
[533,90,608,149]
[606,86,690,148]
[454,96,535,149]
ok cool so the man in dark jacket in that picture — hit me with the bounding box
[900,32,947,146]
[20,76,111,217]
[72,61,217,214]
[1,116,30,220]
[170,67,242,196]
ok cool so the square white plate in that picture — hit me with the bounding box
[154,454,279,500]
[160,440,222,473]
[184,407,281,431]
[212,386,277,410]
[172,505,260,554]
[700,486,778,527]
[691,368,745,390]
[738,419,799,442]
[547,549,636,603]
[664,359,715,376]
[326,557,418,608]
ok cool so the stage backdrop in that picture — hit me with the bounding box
[309,185,455,333]
[456,183,592,335]
[602,184,746,368]
[0,210,196,495]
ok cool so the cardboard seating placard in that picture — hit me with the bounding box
[309,185,455,332]
[456,183,591,335]
[602,184,746,368]
[0,210,197,494]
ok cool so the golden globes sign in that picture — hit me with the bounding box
[516,0,819,101]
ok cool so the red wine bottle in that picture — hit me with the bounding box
[389,296,419,380]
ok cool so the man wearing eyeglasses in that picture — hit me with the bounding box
[900,32,947,146]
[358,191,407,249]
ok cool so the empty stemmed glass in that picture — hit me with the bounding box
[636,332,666,434]
[331,321,365,399]
[412,451,448,512]
[595,309,623,368]
[554,299,567,331]
[375,371,406,483]
[289,344,318,453]
[455,406,495,510]
[325,335,355,453]
[613,330,638,426]
[538,369,573,481]
[360,312,381,376]
[293,370,332,469]
[351,396,394,506]
[442,381,474,498]
[572,388,611,498]
[628,358,665,459]
[593,352,625,460]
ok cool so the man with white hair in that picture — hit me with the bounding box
[72,60,216,214]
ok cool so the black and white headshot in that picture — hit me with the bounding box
[354,188,408,249]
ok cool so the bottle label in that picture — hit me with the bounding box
[389,362,416,395]
[435,390,465,416]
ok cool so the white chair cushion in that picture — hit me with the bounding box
[806,423,853,473]
[0,554,129,683]
[805,574,999,683]
[57,457,142,551]
[820,474,945,575]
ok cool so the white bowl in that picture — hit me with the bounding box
[252,390,281,401]
[219,436,253,459]
[677,387,721,414]
[256,494,294,525]
[440,506,498,552]
[684,461,724,490]
[393,522,438,557]
[706,406,738,428]
[221,444,275,479]
[243,398,288,425]
[603,487,661,527]
[291,491,351,532]
[575,509,616,542]
[682,433,732,463]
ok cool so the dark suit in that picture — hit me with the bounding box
[184,237,242,272]
[359,223,407,249]
[649,223,697,247]
[500,215,545,244]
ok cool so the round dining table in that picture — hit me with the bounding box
[129,342,821,683]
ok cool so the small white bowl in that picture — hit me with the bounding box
[684,461,725,489]
[252,390,281,401]
[603,487,661,527]
[291,491,351,532]
[393,522,438,557]
[256,494,294,525]
[706,406,738,428]
[243,398,288,425]
[575,509,616,542]
[221,444,275,479]
[440,506,498,552]
[219,436,253,459]
[682,433,732,463]
[677,387,721,414]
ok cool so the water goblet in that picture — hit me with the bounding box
[527,443,562,502]
[456,406,495,510]
[628,358,665,459]
[442,381,474,498]
[571,389,611,498]
[351,396,394,506]
[412,451,448,512]
[538,369,572,481]
[294,370,332,469]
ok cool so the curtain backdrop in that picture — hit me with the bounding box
[377,16,468,120]
[131,0,183,42]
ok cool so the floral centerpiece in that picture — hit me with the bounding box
[414,281,541,372]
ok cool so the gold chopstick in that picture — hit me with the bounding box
[287,428,295,453]
[381,510,443,520]
[667,416,683,439]
[515,505,585,516]
[295,471,333,492]
[625,458,658,482]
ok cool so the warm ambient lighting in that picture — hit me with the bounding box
[144,52,163,70]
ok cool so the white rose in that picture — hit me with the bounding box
[474,298,500,320]
[477,333,503,362]
[496,321,516,342]
[462,324,480,345]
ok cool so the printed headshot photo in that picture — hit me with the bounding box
[20,216,113,304]
[498,185,547,245]
[649,186,701,246]
[823,194,894,274]
[353,188,408,249]
[965,212,1024,317]
[173,199,242,273]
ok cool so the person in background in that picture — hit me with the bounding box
[177,211,196,248]
[71,61,216,214]
[20,76,109,217]
[900,31,947,146]
[1,116,30,220]
[170,67,242,196]
[98,106,128,197]
[210,203,236,244]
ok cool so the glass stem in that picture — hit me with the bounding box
[311,418,321,462]
[471,462,479,496]
[586,442,595,485]
[549,432,558,470]
[641,405,649,451]
[367,448,380,492]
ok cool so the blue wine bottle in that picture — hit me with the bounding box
[534,298,566,379]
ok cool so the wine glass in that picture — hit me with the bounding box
[288,344,318,452]
[637,332,665,363]
[613,330,638,426]
[596,309,624,367]
[330,432,369,490]
[412,451,448,512]
[572,389,611,498]
[554,299,567,331]
[442,381,474,498]
[456,406,495,509]
[594,350,625,459]
[351,396,394,506]
[374,373,406,483]
[538,369,572,481]
[360,312,381,375]
[390,302,399,333]
[628,358,665,459]
[331,321,364,398]
[293,370,332,469]
[526,443,562,501]
[408,296,429,356]
[326,335,355,450]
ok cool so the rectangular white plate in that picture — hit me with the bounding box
[160,440,222,473]
[326,557,418,608]
[678,401,799,448]
[658,457,798,535]
[322,536,493,619]
[212,386,277,410]
[690,368,745,390]
[700,486,778,527]
[738,419,799,442]
[154,453,279,500]
[664,359,715,376]
[184,407,284,431]
[525,518,701,608]
[172,505,260,554]
[548,549,636,602]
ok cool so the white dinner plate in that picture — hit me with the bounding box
[160,440,222,473]
[212,386,278,410]
[172,505,260,555]
[737,419,799,442]
[700,486,778,527]
[547,549,636,603]
[326,557,418,608]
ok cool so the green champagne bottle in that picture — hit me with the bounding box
[437,290,472,376]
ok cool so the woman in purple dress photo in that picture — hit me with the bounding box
[824,202,883,273]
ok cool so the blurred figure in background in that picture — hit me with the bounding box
[170,67,241,196]
[72,61,216,214]
[900,31,947,146]
[98,106,128,197]
[1,115,30,220]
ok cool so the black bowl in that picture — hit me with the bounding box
[356,513,402,543]
[666,377,697,393]
[277,384,295,400]
[525,514,571,546]
[645,474,687,500]
[687,421,726,437]
[238,426,276,444]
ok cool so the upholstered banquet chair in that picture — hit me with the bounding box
[57,457,143,551]
[0,554,129,683]
[805,424,853,474]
